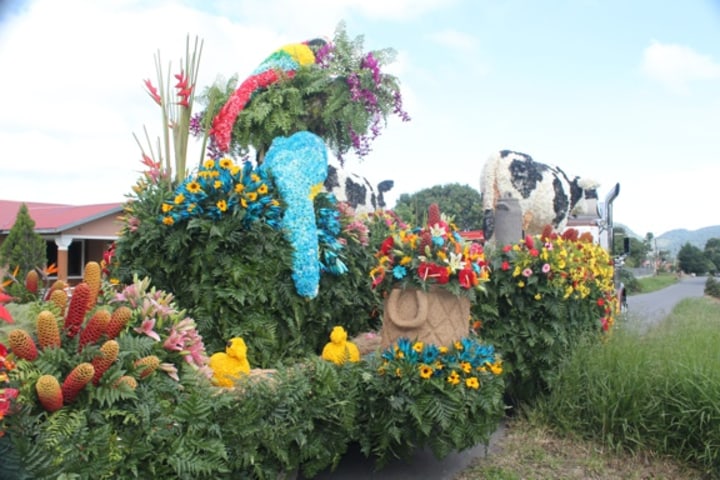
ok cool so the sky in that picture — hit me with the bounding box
[0,0,719,237]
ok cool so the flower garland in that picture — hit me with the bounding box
[379,336,503,388]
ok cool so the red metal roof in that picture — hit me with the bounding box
[0,200,124,234]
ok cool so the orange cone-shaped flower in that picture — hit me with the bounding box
[64,282,91,338]
[8,329,38,361]
[61,362,95,404]
[78,309,110,350]
[91,340,119,385]
[36,310,61,349]
[105,306,132,339]
[83,262,102,310]
[36,374,63,412]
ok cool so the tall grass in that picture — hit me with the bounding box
[537,297,720,476]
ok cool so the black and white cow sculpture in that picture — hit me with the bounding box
[481,150,599,240]
[324,162,394,214]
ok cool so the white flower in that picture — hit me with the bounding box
[446,252,466,273]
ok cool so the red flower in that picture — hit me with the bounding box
[458,268,477,289]
[529,248,539,257]
[143,79,161,105]
[524,235,535,250]
[501,261,510,271]
[174,71,188,89]
[379,236,394,255]
[502,244,512,253]
[418,263,449,284]
[597,298,605,307]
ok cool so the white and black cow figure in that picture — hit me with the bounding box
[324,161,394,214]
[480,150,599,240]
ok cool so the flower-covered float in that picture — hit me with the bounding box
[0,21,617,479]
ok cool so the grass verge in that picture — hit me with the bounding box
[633,272,678,294]
[458,297,719,479]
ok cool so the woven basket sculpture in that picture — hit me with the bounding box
[381,287,470,349]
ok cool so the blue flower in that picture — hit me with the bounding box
[392,265,408,280]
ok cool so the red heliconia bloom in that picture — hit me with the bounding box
[144,79,161,105]
[174,71,188,89]
[177,99,190,108]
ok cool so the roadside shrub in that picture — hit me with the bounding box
[704,275,720,299]
[538,297,720,476]
[618,267,641,294]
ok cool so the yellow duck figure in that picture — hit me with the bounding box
[209,337,251,388]
[321,326,360,365]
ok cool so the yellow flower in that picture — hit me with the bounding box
[400,256,412,265]
[162,216,174,226]
[534,293,542,300]
[434,360,444,370]
[235,183,245,194]
[489,361,503,375]
[454,341,463,351]
[230,165,241,176]
[460,361,472,374]
[187,203,197,213]
[419,364,433,379]
[258,184,268,195]
[439,346,449,354]
[161,203,173,213]
[219,157,233,169]
[214,180,223,190]
[395,367,403,378]
[412,342,424,353]
[447,371,460,386]
[250,173,260,183]
[247,191,258,202]
[465,377,480,389]
[187,181,202,194]
[309,182,323,200]
[217,200,228,212]
[241,198,248,208]
[174,193,185,204]
[204,159,215,169]
[517,280,525,288]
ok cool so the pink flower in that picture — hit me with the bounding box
[159,363,179,382]
[542,263,551,274]
[134,318,160,342]
[522,268,533,278]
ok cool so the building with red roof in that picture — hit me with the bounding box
[0,200,124,284]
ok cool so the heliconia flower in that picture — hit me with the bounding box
[174,71,188,89]
[144,79,161,105]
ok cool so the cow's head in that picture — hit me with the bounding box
[570,178,600,216]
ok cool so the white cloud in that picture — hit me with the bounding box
[641,41,720,93]
[428,29,478,52]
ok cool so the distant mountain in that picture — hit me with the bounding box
[655,226,720,255]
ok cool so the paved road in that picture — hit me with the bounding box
[307,276,708,480]
[625,275,707,331]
